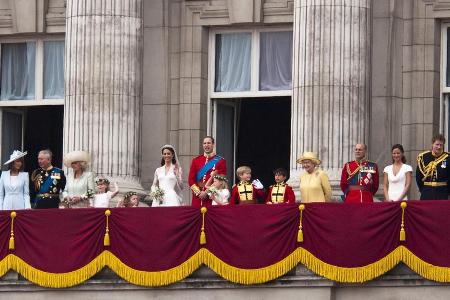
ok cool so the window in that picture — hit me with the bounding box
[442,23,450,142]
[0,38,64,105]
[0,42,36,100]
[210,28,293,98]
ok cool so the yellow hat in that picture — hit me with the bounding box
[296,152,321,165]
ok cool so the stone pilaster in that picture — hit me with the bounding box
[290,0,372,195]
[64,0,144,194]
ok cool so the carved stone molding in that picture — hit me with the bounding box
[184,0,292,25]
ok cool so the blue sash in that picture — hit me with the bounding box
[39,173,55,193]
[196,155,222,182]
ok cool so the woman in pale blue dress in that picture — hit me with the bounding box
[0,150,31,210]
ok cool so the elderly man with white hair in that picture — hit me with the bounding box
[31,149,66,209]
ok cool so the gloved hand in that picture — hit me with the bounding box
[252,179,264,189]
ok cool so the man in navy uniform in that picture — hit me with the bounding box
[416,134,450,200]
[30,149,66,208]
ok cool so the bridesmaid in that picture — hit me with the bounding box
[383,144,412,201]
[0,150,30,210]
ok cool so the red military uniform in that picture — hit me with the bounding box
[265,183,295,204]
[229,181,266,205]
[188,154,227,207]
[340,160,379,203]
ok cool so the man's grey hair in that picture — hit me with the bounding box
[39,149,53,161]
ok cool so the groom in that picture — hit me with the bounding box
[188,136,227,207]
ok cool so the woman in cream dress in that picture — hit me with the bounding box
[298,152,332,203]
[61,151,95,208]
[151,145,184,207]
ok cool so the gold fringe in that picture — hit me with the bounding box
[298,247,403,283]
[107,250,204,286]
[402,247,450,282]
[203,248,300,285]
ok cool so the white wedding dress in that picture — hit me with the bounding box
[151,164,183,207]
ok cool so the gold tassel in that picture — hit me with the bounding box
[9,211,16,250]
[400,202,407,241]
[104,210,111,246]
[298,204,305,242]
[200,207,207,245]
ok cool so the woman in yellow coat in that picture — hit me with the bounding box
[298,152,332,202]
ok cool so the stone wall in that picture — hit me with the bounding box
[1,264,450,299]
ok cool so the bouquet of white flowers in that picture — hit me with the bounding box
[149,187,165,204]
[207,186,219,197]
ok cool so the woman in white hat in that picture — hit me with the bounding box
[61,150,95,208]
[297,152,332,203]
[0,150,30,210]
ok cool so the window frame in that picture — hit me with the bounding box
[208,27,293,99]
[0,35,64,107]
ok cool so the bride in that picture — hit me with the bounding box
[151,145,184,206]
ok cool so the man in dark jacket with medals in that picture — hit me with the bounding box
[30,149,66,208]
[416,134,450,200]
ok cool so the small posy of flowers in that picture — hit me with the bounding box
[84,189,95,199]
[207,187,219,197]
[61,189,94,208]
[149,187,165,204]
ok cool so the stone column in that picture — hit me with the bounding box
[64,0,144,193]
[290,0,372,193]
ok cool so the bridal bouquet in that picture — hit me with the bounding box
[149,187,165,204]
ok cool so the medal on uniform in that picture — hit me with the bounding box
[442,161,447,169]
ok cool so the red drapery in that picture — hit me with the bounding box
[0,201,450,287]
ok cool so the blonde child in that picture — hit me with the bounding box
[229,166,265,205]
[90,178,119,208]
[205,172,230,205]
[117,192,140,208]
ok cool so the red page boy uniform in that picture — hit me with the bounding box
[265,182,295,204]
[230,181,265,205]
[340,160,379,203]
[189,154,226,207]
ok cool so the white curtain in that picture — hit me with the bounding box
[44,41,65,99]
[259,31,292,91]
[215,33,251,92]
[0,42,36,100]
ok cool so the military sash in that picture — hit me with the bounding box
[195,155,222,182]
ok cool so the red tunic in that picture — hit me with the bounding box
[340,160,379,203]
[229,182,266,205]
[188,154,227,207]
[265,184,295,204]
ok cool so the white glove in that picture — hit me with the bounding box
[252,179,264,189]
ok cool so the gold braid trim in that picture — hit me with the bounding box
[346,162,361,181]
[416,151,429,176]
[420,153,449,181]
